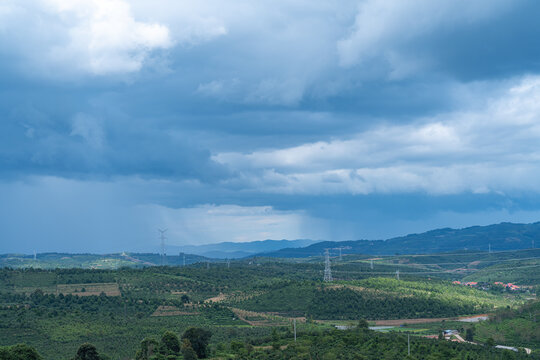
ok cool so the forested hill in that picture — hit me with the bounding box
[259,221,540,258]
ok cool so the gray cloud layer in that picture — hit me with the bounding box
[2,0,540,252]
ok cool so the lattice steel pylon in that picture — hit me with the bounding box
[323,249,333,282]
[158,229,167,265]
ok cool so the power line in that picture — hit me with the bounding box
[332,263,540,275]
[408,334,411,356]
[382,247,539,258]
[369,255,540,267]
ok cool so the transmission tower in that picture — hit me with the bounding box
[489,243,491,253]
[158,229,167,265]
[323,249,333,282]
[206,261,210,270]
[33,250,37,261]
[370,259,374,270]
[227,258,230,269]
[183,253,186,266]
[396,269,400,281]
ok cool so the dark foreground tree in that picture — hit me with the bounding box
[0,344,42,360]
[73,343,101,360]
[181,327,212,358]
[135,338,159,360]
[465,328,474,342]
[160,331,180,354]
[181,339,198,360]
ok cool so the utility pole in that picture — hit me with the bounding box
[227,258,230,269]
[323,249,333,282]
[293,318,297,342]
[396,269,400,281]
[370,259,374,270]
[207,261,210,270]
[183,254,186,267]
[33,250,37,261]
[338,247,343,261]
[158,229,167,266]
[408,334,410,356]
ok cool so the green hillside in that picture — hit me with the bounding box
[474,300,540,349]
[236,278,515,320]
[0,259,535,359]
[463,259,540,286]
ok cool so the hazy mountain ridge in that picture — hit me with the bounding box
[258,222,540,258]
[166,239,317,259]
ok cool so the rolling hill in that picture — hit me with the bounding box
[258,222,540,258]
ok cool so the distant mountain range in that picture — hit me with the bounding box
[166,239,317,259]
[258,222,540,258]
[3,222,539,267]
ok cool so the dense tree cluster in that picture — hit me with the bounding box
[135,328,211,360]
[242,327,536,359]
[239,280,493,320]
[0,344,42,360]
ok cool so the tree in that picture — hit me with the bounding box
[0,344,42,360]
[73,343,101,360]
[357,319,369,329]
[485,337,495,347]
[271,327,280,350]
[182,327,212,359]
[465,328,474,342]
[160,331,180,354]
[135,338,159,360]
[230,340,244,353]
[181,339,198,360]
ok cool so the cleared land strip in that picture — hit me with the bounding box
[229,307,302,326]
[204,293,228,303]
[55,282,121,296]
[151,305,200,317]
[372,314,488,326]
[13,283,120,296]
[204,291,263,303]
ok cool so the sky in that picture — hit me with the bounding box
[2,0,540,253]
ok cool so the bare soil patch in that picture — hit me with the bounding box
[204,293,228,303]
[229,307,298,326]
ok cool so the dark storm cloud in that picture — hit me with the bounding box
[2,0,540,251]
